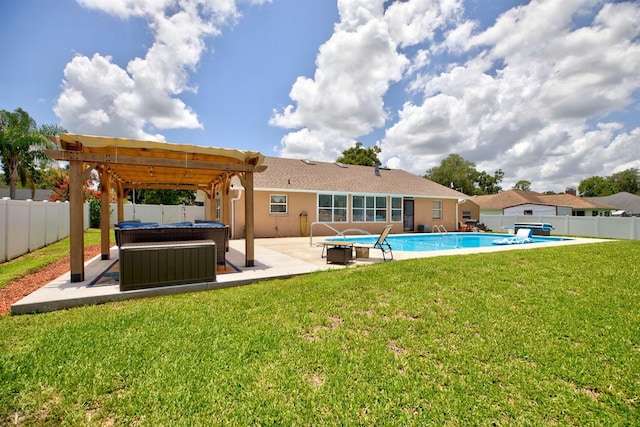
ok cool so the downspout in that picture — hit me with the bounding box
[456,198,466,231]
[230,185,244,239]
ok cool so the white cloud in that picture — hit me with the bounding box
[271,0,639,192]
[385,0,463,47]
[55,0,261,140]
[275,128,355,161]
[272,0,460,160]
[380,0,640,191]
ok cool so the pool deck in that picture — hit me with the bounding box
[10,234,610,315]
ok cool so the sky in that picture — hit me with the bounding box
[1,0,639,193]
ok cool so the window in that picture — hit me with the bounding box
[391,197,402,222]
[270,194,287,214]
[462,210,472,220]
[524,209,533,215]
[215,190,222,220]
[352,195,387,222]
[318,194,347,222]
[432,200,442,219]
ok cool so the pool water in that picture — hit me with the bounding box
[327,232,572,252]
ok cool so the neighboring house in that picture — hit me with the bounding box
[474,189,615,217]
[229,157,473,238]
[585,192,640,217]
[0,188,53,201]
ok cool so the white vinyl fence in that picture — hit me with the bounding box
[0,199,83,262]
[4,203,638,263]
[480,214,640,241]
[1,200,205,263]
[107,203,205,226]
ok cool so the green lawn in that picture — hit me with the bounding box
[1,240,639,425]
[0,229,106,288]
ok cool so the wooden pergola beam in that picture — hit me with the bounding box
[46,150,266,173]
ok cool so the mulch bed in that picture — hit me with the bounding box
[0,244,102,315]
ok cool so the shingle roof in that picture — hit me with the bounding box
[474,189,615,210]
[540,193,614,209]
[474,190,547,209]
[254,157,467,199]
[586,192,640,215]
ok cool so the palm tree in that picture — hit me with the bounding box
[0,108,54,199]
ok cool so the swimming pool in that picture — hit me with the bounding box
[326,232,572,252]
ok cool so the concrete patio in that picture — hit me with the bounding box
[10,235,607,315]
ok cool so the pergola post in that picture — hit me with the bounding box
[222,177,231,225]
[68,159,85,282]
[99,168,111,260]
[244,171,255,267]
[205,183,216,221]
[116,181,124,223]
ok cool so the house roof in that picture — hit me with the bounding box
[540,193,614,209]
[474,189,615,210]
[474,190,549,210]
[253,157,468,199]
[586,192,640,215]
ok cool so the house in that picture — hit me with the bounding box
[585,192,640,217]
[0,188,53,201]
[474,189,615,217]
[227,157,473,238]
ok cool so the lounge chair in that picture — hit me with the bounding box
[353,224,394,261]
[492,228,533,245]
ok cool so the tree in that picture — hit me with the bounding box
[477,169,504,195]
[424,154,503,195]
[48,166,102,202]
[0,108,57,199]
[132,189,196,205]
[425,154,476,195]
[513,180,531,191]
[336,142,381,166]
[609,168,639,195]
[578,168,640,197]
[578,176,615,197]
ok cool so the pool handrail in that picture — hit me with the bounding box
[309,222,371,246]
[432,225,448,233]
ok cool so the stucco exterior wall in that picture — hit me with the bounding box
[411,198,458,232]
[457,199,480,224]
[232,190,463,238]
[254,191,317,238]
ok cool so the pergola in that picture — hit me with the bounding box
[46,133,266,283]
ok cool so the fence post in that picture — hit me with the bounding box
[2,198,7,262]
[27,200,32,253]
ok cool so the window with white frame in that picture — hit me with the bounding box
[352,195,387,222]
[270,194,287,214]
[391,197,402,222]
[432,200,442,219]
[318,194,347,222]
[215,190,222,220]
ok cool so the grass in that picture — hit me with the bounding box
[0,240,639,425]
[0,229,107,288]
